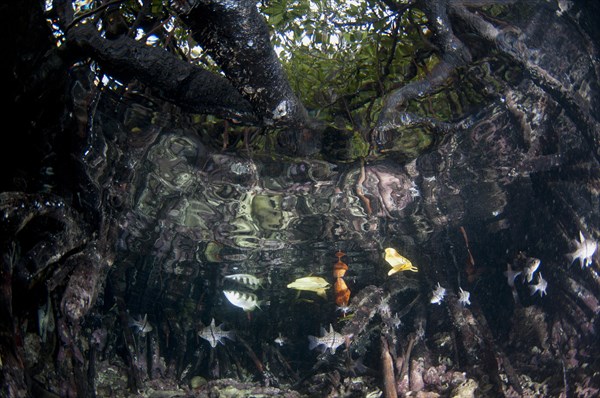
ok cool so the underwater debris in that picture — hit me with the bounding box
[287,276,330,298]
[529,273,548,297]
[458,287,471,306]
[308,324,352,354]
[224,273,262,290]
[430,283,446,305]
[384,248,418,275]
[567,231,597,268]
[223,290,261,311]
[196,379,305,397]
[198,319,235,348]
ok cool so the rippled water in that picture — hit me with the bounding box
[117,129,412,311]
[110,82,499,297]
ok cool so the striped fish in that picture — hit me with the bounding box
[223,290,261,312]
[308,324,352,354]
[224,274,262,290]
[198,318,235,348]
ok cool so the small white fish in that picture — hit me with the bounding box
[430,283,446,305]
[391,313,402,329]
[308,324,352,354]
[336,305,352,316]
[198,318,235,348]
[529,273,548,297]
[504,263,521,287]
[567,231,597,269]
[223,290,261,312]
[224,273,262,290]
[523,258,541,283]
[458,287,471,306]
[274,332,287,346]
[129,314,153,334]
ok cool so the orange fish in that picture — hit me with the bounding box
[334,277,350,307]
[333,251,348,278]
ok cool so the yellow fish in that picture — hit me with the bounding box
[385,248,418,275]
[287,276,330,298]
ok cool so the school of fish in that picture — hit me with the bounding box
[204,230,596,351]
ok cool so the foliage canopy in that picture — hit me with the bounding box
[47,1,442,136]
[42,0,524,161]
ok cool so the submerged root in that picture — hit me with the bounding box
[380,335,398,398]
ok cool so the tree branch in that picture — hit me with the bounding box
[373,0,472,148]
[65,23,258,123]
[178,0,310,128]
